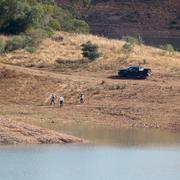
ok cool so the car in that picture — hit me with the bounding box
[118,66,152,79]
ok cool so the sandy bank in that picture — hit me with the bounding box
[0,118,85,145]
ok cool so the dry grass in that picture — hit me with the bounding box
[0,59,180,131]
[0,31,180,74]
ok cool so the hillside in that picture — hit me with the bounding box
[1,32,180,72]
[87,0,180,38]
[0,32,180,132]
[56,0,180,47]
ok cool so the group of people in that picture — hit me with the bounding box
[50,94,85,108]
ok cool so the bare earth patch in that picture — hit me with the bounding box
[0,118,85,145]
[0,63,179,132]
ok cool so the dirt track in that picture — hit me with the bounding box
[0,62,180,132]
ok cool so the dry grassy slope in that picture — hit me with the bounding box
[0,32,180,131]
[0,32,180,73]
[86,0,180,38]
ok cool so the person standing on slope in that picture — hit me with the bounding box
[80,94,85,104]
[50,94,56,105]
[60,96,64,108]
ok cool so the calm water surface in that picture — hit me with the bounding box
[0,124,180,180]
[0,144,180,180]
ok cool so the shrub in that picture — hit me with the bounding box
[72,19,89,33]
[0,38,5,53]
[81,41,101,61]
[0,0,89,35]
[122,35,144,45]
[122,42,134,52]
[49,19,61,30]
[53,6,89,33]
[160,44,175,55]
[25,28,47,47]
[25,47,37,53]
[5,35,29,52]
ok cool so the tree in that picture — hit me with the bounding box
[0,0,43,34]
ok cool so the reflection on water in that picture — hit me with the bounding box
[0,122,180,180]
[36,121,180,146]
[0,144,180,180]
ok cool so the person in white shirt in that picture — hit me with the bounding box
[60,96,64,108]
[80,94,85,104]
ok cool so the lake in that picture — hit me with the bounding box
[0,124,180,180]
[0,144,180,180]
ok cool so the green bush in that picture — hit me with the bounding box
[0,38,5,53]
[0,0,89,35]
[81,41,101,61]
[49,19,61,30]
[5,35,29,52]
[0,0,90,53]
[25,46,37,53]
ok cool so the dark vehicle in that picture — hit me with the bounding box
[118,66,152,79]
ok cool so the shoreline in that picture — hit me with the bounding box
[0,118,86,145]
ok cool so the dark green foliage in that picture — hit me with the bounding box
[0,39,5,53]
[0,0,90,53]
[81,41,101,60]
[52,6,89,33]
[0,0,89,35]
[5,35,29,52]
[0,0,43,34]
[49,19,61,30]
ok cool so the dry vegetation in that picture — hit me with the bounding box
[0,31,180,73]
[0,31,180,135]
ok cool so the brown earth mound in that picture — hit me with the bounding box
[0,118,85,145]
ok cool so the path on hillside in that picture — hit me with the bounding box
[1,63,179,88]
[0,63,102,83]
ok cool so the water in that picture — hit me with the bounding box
[37,122,180,146]
[0,144,180,180]
[0,123,180,180]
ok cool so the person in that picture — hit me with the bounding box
[50,94,56,105]
[80,94,85,104]
[60,96,64,108]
